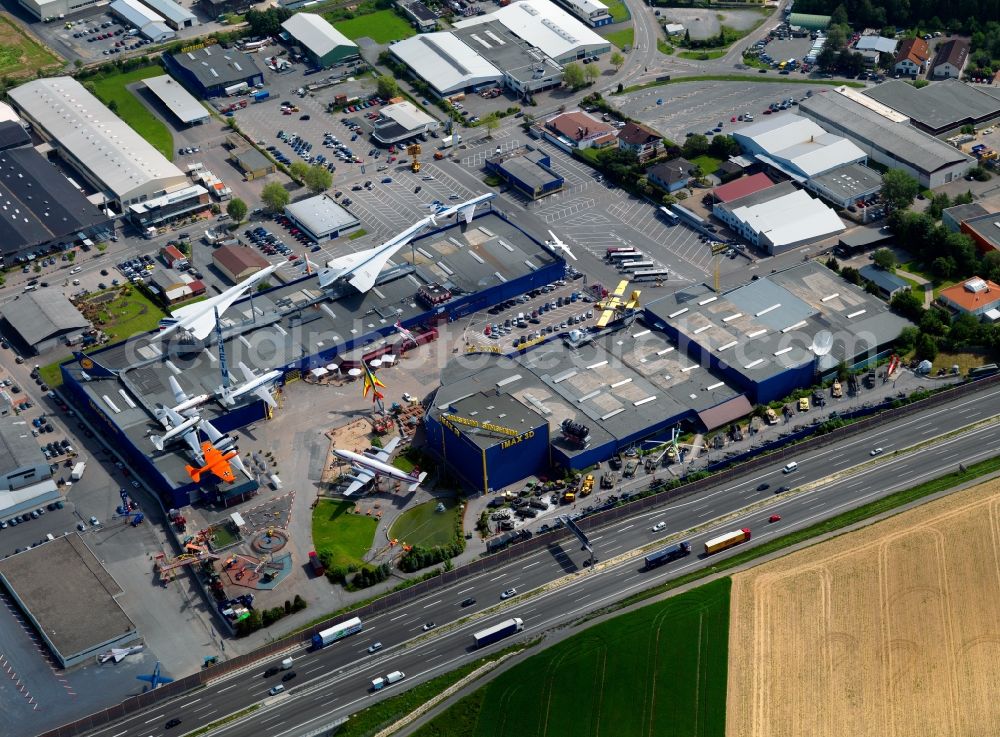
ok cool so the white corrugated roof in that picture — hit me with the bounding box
[110,0,164,26]
[143,75,209,124]
[137,0,195,25]
[380,101,435,130]
[8,77,185,202]
[856,36,897,54]
[733,190,845,248]
[454,0,607,59]
[735,113,866,178]
[564,0,609,15]
[391,33,501,95]
[281,13,356,58]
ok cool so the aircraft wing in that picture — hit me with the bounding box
[346,261,387,294]
[169,376,188,405]
[252,386,277,408]
[363,436,400,463]
[183,428,205,465]
[342,468,374,497]
[229,452,252,480]
[157,405,187,430]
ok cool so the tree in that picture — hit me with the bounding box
[830,4,849,26]
[708,134,740,158]
[67,250,76,262]
[931,255,957,279]
[927,191,951,219]
[562,62,585,90]
[881,169,920,211]
[107,99,119,115]
[895,326,919,353]
[226,198,248,223]
[681,133,710,158]
[915,332,939,361]
[871,247,896,271]
[610,51,625,71]
[890,290,925,321]
[817,46,839,71]
[289,161,310,181]
[304,164,332,193]
[584,63,601,83]
[376,74,400,100]
[261,181,290,213]
[482,112,500,139]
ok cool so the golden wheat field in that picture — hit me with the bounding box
[726,478,1000,737]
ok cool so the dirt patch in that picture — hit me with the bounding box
[727,478,1000,737]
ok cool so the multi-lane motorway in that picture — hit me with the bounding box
[84,383,1000,737]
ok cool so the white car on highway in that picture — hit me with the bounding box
[651,521,666,532]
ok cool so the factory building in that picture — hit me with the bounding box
[1,291,90,354]
[108,0,176,42]
[281,13,359,68]
[165,44,265,98]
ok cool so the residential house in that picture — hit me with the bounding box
[930,39,969,80]
[540,110,617,152]
[893,37,929,77]
[647,158,696,193]
[617,121,662,162]
[938,276,1000,319]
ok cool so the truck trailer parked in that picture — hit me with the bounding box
[473,617,524,648]
[311,616,363,648]
[704,528,751,555]
[70,462,86,481]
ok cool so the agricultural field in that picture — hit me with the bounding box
[332,10,415,44]
[727,478,1000,737]
[412,578,731,737]
[0,15,61,79]
[88,65,174,158]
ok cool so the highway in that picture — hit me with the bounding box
[83,383,1000,737]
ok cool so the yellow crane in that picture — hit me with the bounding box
[407,143,422,173]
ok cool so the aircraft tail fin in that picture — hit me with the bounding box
[151,435,165,451]
[406,471,428,492]
[72,352,117,378]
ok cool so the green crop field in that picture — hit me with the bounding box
[312,500,378,567]
[412,578,732,737]
[0,16,61,79]
[332,10,415,44]
[89,65,174,158]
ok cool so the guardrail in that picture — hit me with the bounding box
[39,373,1000,737]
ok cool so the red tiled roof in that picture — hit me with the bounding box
[545,111,615,142]
[712,173,774,203]
[939,277,1000,312]
[618,121,661,146]
[895,37,929,65]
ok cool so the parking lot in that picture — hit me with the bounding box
[614,80,819,141]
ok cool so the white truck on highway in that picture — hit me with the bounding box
[371,671,405,691]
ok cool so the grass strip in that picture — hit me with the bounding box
[618,75,864,94]
[185,705,259,737]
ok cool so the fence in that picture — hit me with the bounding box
[37,373,1000,737]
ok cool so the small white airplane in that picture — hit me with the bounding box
[99,645,144,664]
[168,375,211,416]
[334,437,427,497]
[218,362,281,408]
[149,408,200,452]
[157,262,285,341]
[546,230,578,261]
[394,321,417,345]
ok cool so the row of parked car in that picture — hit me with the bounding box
[245,226,294,257]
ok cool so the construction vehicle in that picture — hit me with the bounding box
[561,489,576,504]
[765,407,779,425]
[580,474,594,496]
[407,143,422,172]
[600,470,616,489]
[831,380,843,398]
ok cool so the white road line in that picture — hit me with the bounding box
[144,714,165,724]
[389,613,409,622]
[178,697,201,708]
[422,599,442,608]
[523,561,540,569]
[455,587,474,595]
[488,573,507,581]
[199,710,217,718]
[195,703,218,713]
[302,665,325,675]
[110,731,127,737]
[217,683,240,693]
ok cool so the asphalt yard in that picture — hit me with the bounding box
[615,80,820,141]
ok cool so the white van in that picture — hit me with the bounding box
[69,266,82,274]
[782,461,798,474]
[268,684,284,696]
[23,284,38,292]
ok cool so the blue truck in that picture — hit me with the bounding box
[253,90,270,102]
[643,541,692,569]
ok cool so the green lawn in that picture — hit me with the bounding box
[412,578,731,737]
[89,65,174,158]
[604,0,630,23]
[389,498,460,548]
[657,38,675,55]
[691,153,723,174]
[679,49,727,60]
[900,260,958,297]
[0,15,61,79]
[601,27,634,50]
[312,500,378,568]
[332,10,415,43]
[348,228,368,240]
[619,75,865,94]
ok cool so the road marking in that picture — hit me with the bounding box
[194,703,217,713]
[198,710,217,718]
[302,665,325,675]
[389,613,409,621]
[144,714,165,724]
[178,697,201,708]
[110,731,127,737]
[423,599,442,608]
[455,587,474,595]
[589,535,603,542]
[605,545,623,553]
[217,683,240,692]
[617,524,633,531]
[523,561,539,569]
[488,573,507,581]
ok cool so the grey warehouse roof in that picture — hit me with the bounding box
[810,163,882,200]
[494,150,562,190]
[799,90,974,176]
[863,79,1000,133]
[1,291,89,345]
[645,261,912,383]
[7,77,185,202]
[110,0,165,27]
[281,13,357,58]
[0,147,109,257]
[143,75,210,124]
[170,45,264,88]
[136,0,196,26]
[285,194,360,236]
[0,419,46,471]
[859,265,909,294]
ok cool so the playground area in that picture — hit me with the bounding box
[388,497,463,549]
[312,499,379,568]
[220,550,293,591]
